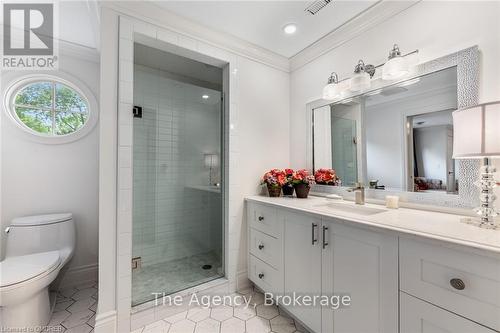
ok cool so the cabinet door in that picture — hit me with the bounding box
[322,219,398,333]
[283,211,322,333]
[401,292,495,333]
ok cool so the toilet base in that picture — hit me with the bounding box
[0,287,52,330]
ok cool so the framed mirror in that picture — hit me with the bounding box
[307,46,479,208]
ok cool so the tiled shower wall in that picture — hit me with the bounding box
[132,64,222,267]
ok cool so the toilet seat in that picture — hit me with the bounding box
[0,251,61,288]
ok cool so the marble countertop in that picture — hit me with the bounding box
[246,195,500,255]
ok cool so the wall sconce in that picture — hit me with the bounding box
[204,153,219,186]
[350,60,374,92]
[382,44,410,80]
[322,72,341,100]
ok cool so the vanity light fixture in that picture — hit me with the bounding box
[382,44,410,80]
[350,60,374,92]
[452,101,500,229]
[202,94,210,99]
[322,72,341,100]
[283,23,297,35]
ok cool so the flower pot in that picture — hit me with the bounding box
[294,183,311,198]
[267,184,282,197]
[282,184,294,197]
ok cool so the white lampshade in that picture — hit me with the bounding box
[382,56,409,80]
[322,82,340,100]
[204,153,219,167]
[350,71,370,92]
[452,102,500,159]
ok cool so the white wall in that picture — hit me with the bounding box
[290,1,500,169]
[414,126,448,182]
[0,53,100,286]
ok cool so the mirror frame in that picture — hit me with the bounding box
[306,46,479,209]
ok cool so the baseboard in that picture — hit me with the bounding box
[237,270,251,291]
[59,262,98,289]
[95,310,117,333]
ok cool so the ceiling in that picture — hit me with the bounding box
[154,1,378,58]
[59,1,99,49]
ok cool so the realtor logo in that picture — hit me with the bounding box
[2,2,58,69]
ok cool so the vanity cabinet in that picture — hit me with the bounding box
[321,219,398,333]
[246,199,500,333]
[283,211,322,333]
[400,292,495,333]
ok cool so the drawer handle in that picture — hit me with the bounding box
[258,273,264,279]
[322,226,329,249]
[258,244,264,250]
[450,278,465,290]
[258,216,264,222]
[312,223,318,245]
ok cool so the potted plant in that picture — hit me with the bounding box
[314,168,341,186]
[261,169,286,197]
[292,169,315,198]
[282,168,295,196]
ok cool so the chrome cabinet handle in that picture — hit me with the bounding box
[322,226,329,249]
[312,223,318,245]
[450,278,465,290]
[258,273,264,279]
[258,216,264,221]
[258,244,264,250]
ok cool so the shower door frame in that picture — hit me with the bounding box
[114,16,233,331]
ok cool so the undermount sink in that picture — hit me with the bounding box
[313,201,387,216]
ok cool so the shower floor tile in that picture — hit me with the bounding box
[132,251,222,306]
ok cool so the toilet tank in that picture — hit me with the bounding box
[5,213,75,264]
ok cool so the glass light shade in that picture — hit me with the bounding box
[452,102,500,158]
[382,56,409,80]
[204,153,219,167]
[322,83,340,100]
[349,71,370,92]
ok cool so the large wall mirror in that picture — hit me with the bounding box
[308,47,479,208]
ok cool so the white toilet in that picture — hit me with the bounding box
[0,213,75,329]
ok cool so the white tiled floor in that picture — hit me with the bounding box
[46,281,98,332]
[131,286,309,333]
[48,283,309,333]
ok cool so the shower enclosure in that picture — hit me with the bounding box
[131,44,224,306]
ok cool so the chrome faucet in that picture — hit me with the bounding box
[347,182,365,205]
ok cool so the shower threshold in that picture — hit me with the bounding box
[132,251,224,307]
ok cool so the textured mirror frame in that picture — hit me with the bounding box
[306,46,480,209]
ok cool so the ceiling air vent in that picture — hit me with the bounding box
[305,0,332,15]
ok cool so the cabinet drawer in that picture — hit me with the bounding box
[400,292,495,333]
[400,238,500,331]
[249,254,282,294]
[247,202,281,238]
[249,228,281,269]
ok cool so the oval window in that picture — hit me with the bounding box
[11,80,89,136]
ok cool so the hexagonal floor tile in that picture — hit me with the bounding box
[256,304,279,320]
[187,306,211,322]
[220,317,245,333]
[61,309,95,329]
[142,319,170,333]
[233,304,256,321]
[164,310,188,324]
[194,318,220,333]
[169,319,195,333]
[210,305,233,321]
[248,292,265,307]
[246,316,271,333]
[270,315,296,333]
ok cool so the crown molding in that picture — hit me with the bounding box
[60,40,100,63]
[99,1,290,72]
[290,0,421,72]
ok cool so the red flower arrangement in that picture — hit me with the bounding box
[291,169,315,185]
[314,168,340,185]
[261,169,286,197]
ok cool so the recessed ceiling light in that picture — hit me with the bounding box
[202,95,210,99]
[283,23,297,35]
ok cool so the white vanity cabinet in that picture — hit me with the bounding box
[321,218,398,333]
[246,198,500,333]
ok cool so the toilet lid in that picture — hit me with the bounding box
[0,251,61,288]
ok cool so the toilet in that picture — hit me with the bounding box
[0,213,75,329]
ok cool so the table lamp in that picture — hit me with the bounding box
[452,101,500,229]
